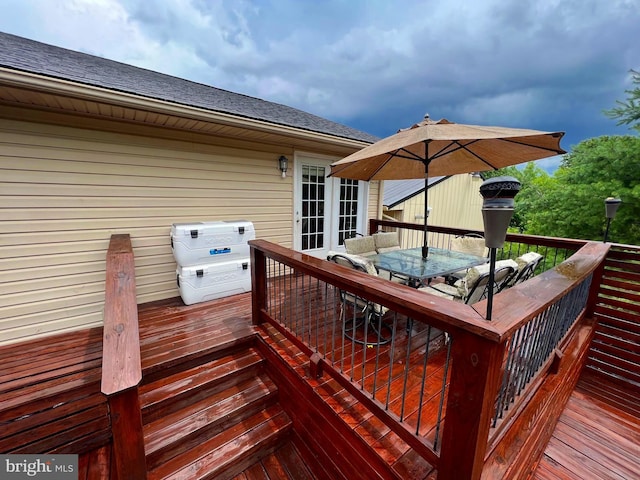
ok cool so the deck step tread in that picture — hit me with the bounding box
[1,390,106,441]
[141,326,257,375]
[0,369,102,411]
[148,404,292,480]
[144,374,278,469]
[238,442,318,480]
[140,347,264,421]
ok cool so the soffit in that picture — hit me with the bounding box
[0,79,369,156]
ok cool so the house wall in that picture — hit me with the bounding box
[0,115,378,345]
[387,174,484,231]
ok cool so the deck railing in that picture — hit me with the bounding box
[370,219,587,273]
[250,225,609,479]
[250,239,462,467]
[589,244,640,389]
[101,234,147,480]
[493,274,592,428]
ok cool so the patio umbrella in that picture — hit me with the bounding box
[329,115,566,259]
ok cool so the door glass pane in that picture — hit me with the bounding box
[301,165,326,250]
[338,179,359,245]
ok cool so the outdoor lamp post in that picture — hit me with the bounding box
[603,197,622,243]
[480,176,521,320]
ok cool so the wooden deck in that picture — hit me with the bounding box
[135,293,640,480]
[136,293,640,480]
[533,370,640,480]
[3,291,638,479]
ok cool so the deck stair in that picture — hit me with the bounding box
[139,344,293,480]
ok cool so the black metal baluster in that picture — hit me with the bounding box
[361,301,370,389]
[385,317,398,410]
[415,325,432,435]
[433,338,452,451]
[508,325,527,408]
[400,322,413,422]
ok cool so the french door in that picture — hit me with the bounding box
[293,154,368,258]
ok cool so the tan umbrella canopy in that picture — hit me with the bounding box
[329,116,566,258]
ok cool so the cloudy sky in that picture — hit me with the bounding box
[1,0,638,171]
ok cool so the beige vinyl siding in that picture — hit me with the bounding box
[386,174,485,237]
[367,181,381,233]
[0,117,297,345]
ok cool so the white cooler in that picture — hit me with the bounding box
[171,220,255,267]
[176,259,252,305]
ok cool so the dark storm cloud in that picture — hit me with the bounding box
[0,0,638,170]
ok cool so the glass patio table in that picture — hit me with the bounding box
[370,247,488,287]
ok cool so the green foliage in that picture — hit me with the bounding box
[477,74,640,246]
[526,136,640,244]
[604,69,640,133]
[482,163,551,233]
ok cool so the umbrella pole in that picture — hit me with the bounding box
[422,161,429,260]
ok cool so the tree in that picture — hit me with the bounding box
[604,69,640,133]
[482,163,551,233]
[526,136,640,244]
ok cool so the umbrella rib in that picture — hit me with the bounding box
[497,136,566,154]
[367,151,406,178]
[396,147,426,161]
[456,140,498,169]
[430,139,480,160]
[429,140,499,169]
[364,147,426,179]
[429,137,565,160]
[429,136,565,169]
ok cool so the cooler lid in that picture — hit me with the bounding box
[171,220,254,238]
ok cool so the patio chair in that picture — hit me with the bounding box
[423,259,518,304]
[503,252,544,289]
[372,231,411,284]
[444,234,489,285]
[373,231,401,253]
[344,235,377,257]
[327,251,392,345]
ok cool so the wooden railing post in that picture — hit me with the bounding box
[250,242,267,325]
[438,332,506,480]
[585,244,610,318]
[369,218,377,235]
[101,234,146,479]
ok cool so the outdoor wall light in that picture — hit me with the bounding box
[278,156,289,178]
[480,176,521,320]
[603,197,622,243]
[414,207,432,220]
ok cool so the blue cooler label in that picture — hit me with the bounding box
[210,247,231,255]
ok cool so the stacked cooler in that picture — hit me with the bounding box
[171,220,255,305]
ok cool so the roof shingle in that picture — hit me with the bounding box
[0,31,379,143]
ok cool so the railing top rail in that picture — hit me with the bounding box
[370,219,588,250]
[488,241,610,336]
[250,238,609,344]
[101,234,142,396]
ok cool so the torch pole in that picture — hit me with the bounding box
[486,248,497,320]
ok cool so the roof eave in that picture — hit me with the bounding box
[0,67,372,149]
[384,176,450,208]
